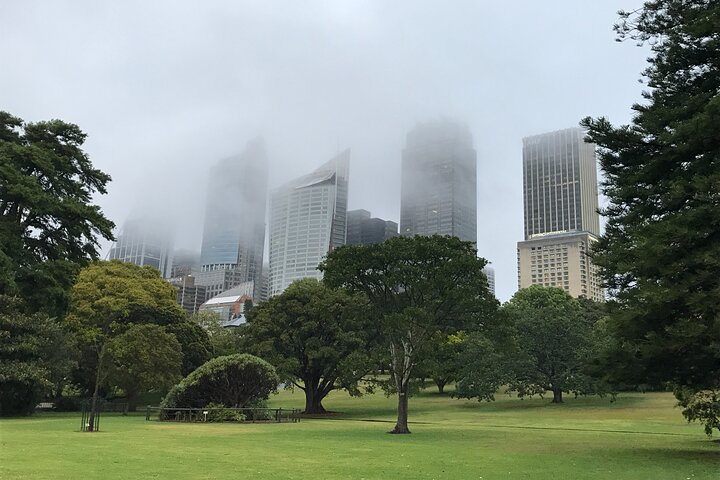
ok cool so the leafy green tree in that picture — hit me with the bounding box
[581,1,720,428]
[320,235,496,434]
[418,333,466,394]
[0,111,114,317]
[160,354,279,410]
[0,296,78,416]
[245,278,376,414]
[108,324,183,411]
[189,310,241,357]
[675,387,720,437]
[65,260,185,431]
[165,320,213,376]
[504,286,597,403]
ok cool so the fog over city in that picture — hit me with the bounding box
[0,0,649,301]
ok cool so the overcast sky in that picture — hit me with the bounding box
[1,0,649,301]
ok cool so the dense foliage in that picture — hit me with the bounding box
[0,296,77,416]
[108,324,183,411]
[581,1,720,433]
[160,354,279,411]
[321,235,497,433]
[245,278,375,414]
[164,320,213,375]
[0,111,114,317]
[582,1,719,390]
[65,260,185,429]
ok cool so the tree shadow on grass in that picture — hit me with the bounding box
[634,443,720,463]
[457,394,645,412]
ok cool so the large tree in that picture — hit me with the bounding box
[65,260,185,431]
[0,296,78,416]
[320,235,497,433]
[0,111,114,317]
[581,0,720,426]
[503,286,597,404]
[165,320,213,376]
[108,324,183,411]
[245,278,375,414]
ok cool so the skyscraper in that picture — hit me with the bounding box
[400,120,477,243]
[268,150,349,296]
[196,139,268,300]
[522,128,600,238]
[346,209,398,245]
[108,216,173,278]
[517,127,603,301]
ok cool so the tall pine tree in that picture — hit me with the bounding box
[581,1,719,394]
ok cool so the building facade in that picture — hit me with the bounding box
[169,275,207,315]
[346,209,398,245]
[517,231,602,302]
[108,217,173,278]
[483,266,496,297]
[400,120,477,243]
[197,139,268,300]
[268,150,349,296]
[517,128,603,301]
[522,128,600,238]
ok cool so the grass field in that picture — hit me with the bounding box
[1,388,718,479]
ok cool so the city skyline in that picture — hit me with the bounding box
[1,1,650,301]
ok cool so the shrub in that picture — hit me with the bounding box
[161,354,279,413]
[205,403,246,422]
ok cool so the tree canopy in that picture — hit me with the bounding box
[581,1,719,392]
[320,235,497,433]
[108,324,183,411]
[0,111,114,317]
[245,278,376,414]
[65,260,185,430]
[0,296,78,416]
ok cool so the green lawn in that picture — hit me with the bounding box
[1,388,718,479]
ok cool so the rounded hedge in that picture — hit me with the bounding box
[160,354,279,410]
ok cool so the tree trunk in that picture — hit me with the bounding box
[435,378,447,394]
[87,345,107,432]
[389,386,411,434]
[303,387,327,414]
[551,387,563,404]
[127,390,138,412]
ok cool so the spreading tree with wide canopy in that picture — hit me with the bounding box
[321,235,497,434]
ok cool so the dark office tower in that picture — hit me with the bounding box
[522,128,600,238]
[400,120,477,243]
[108,216,173,278]
[347,209,399,245]
[197,138,268,300]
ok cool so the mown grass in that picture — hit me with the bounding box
[1,387,718,479]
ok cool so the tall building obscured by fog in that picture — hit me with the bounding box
[170,250,200,278]
[517,128,603,302]
[346,209,398,245]
[108,217,173,278]
[400,120,477,243]
[196,139,268,300]
[483,266,496,297]
[268,150,350,296]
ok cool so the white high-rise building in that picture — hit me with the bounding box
[268,150,349,296]
[108,217,173,278]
